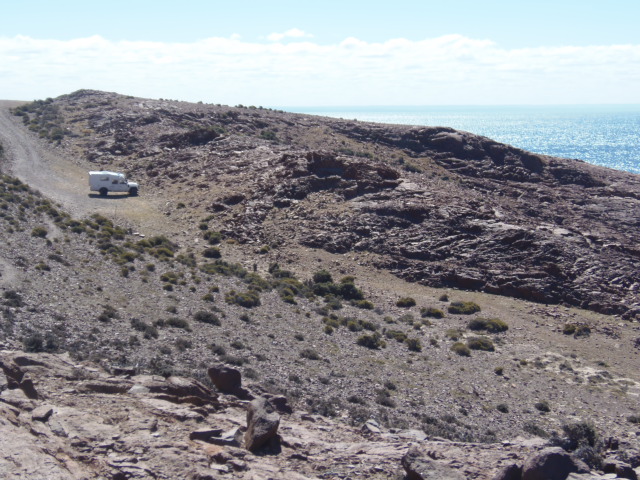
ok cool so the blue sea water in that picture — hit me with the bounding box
[284,105,640,175]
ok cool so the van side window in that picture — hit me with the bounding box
[101,176,109,181]
[112,179,119,184]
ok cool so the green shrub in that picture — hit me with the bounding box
[225,289,261,308]
[203,230,222,245]
[300,348,321,360]
[313,269,333,284]
[467,336,495,351]
[534,400,551,412]
[496,404,509,413]
[31,226,48,238]
[352,299,374,310]
[193,310,221,325]
[405,338,422,352]
[439,294,449,301]
[130,318,159,339]
[564,323,591,338]
[356,332,386,349]
[448,301,481,315]
[445,328,463,341]
[175,338,192,351]
[396,297,416,308]
[421,307,444,319]
[35,262,50,271]
[202,293,214,302]
[628,415,640,424]
[203,247,221,259]
[451,342,471,356]
[375,389,396,408]
[164,317,191,330]
[385,330,408,343]
[468,318,508,333]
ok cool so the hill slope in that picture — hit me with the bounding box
[1,91,640,478]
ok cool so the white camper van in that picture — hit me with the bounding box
[89,171,139,196]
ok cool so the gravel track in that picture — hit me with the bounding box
[0,101,165,233]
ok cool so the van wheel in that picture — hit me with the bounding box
[129,187,138,196]
[99,187,108,196]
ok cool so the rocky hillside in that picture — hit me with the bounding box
[12,90,640,318]
[1,90,640,479]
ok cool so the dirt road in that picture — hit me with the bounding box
[0,101,166,234]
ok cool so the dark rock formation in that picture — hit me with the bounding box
[522,447,589,480]
[244,397,280,452]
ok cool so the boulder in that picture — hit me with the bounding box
[602,459,638,480]
[207,364,252,399]
[493,463,523,480]
[401,445,465,480]
[522,447,589,480]
[244,397,280,452]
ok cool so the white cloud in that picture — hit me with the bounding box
[266,28,313,42]
[1,34,639,105]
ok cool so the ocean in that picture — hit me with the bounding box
[283,105,640,175]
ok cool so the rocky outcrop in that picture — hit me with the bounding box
[2,349,640,479]
[401,445,466,480]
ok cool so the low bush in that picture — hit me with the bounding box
[130,318,159,339]
[300,348,321,360]
[31,226,48,238]
[375,389,396,408]
[448,301,481,314]
[312,269,333,284]
[534,400,551,412]
[451,342,471,356]
[467,336,495,351]
[193,310,221,325]
[468,317,508,333]
[563,323,591,338]
[164,317,191,330]
[203,230,222,245]
[385,330,408,343]
[396,297,416,308]
[352,299,374,310]
[202,247,221,259]
[405,337,422,352]
[225,289,260,308]
[421,307,444,319]
[356,332,386,349]
[445,328,463,341]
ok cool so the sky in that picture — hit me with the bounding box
[1,0,640,106]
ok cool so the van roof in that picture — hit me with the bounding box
[89,171,124,176]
